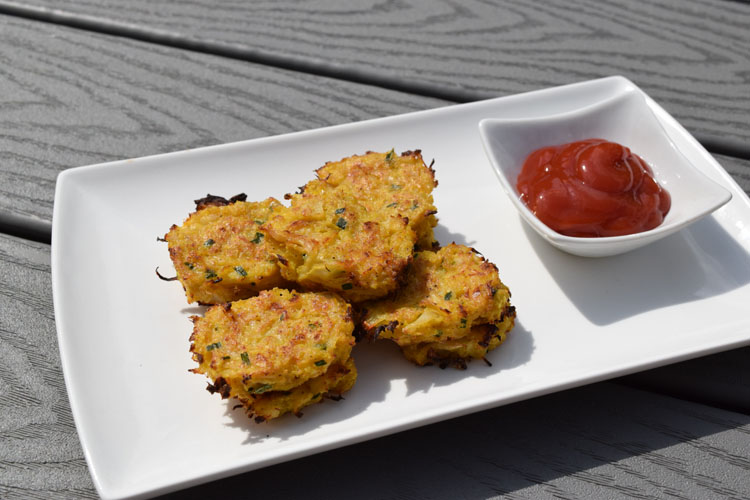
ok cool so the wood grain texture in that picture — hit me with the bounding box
[618,346,750,415]
[0,10,749,227]
[721,153,750,195]
[0,1,748,498]
[2,0,748,146]
[0,234,95,499]
[168,385,750,500]
[0,233,749,499]
[0,14,446,222]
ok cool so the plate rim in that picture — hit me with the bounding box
[51,75,750,500]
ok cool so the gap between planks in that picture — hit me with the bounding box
[0,0,747,162]
[0,2,748,242]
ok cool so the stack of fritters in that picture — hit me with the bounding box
[190,289,357,422]
[360,244,516,369]
[166,150,515,422]
[264,150,438,302]
[165,196,290,304]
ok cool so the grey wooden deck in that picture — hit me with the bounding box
[0,1,748,498]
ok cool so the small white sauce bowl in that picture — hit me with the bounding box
[478,89,732,257]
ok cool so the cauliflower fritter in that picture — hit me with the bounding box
[401,318,515,369]
[190,289,357,420]
[313,149,439,249]
[239,357,357,421]
[361,244,512,344]
[264,195,415,303]
[165,196,290,304]
[263,150,438,302]
[360,243,515,367]
[191,289,356,392]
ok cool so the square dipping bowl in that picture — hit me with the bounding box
[478,89,732,257]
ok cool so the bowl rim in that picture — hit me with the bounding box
[478,90,732,249]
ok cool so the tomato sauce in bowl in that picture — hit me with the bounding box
[516,139,671,237]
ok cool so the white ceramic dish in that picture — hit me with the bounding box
[52,76,750,500]
[478,90,732,257]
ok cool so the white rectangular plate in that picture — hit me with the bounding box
[52,76,750,500]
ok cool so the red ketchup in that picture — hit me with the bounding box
[516,139,671,237]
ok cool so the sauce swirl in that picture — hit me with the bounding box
[516,139,671,237]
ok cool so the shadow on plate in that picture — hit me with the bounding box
[180,305,208,316]
[216,226,530,441]
[434,223,474,247]
[163,381,750,500]
[221,344,394,444]
[221,319,533,443]
[524,215,750,326]
[396,318,533,396]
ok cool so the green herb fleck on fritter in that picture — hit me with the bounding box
[253,384,273,394]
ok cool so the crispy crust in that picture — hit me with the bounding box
[190,289,356,396]
[360,243,515,367]
[314,149,438,251]
[264,151,438,302]
[165,198,292,304]
[231,357,357,422]
[360,244,512,345]
[400,310,516,369]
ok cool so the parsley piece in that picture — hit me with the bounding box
[254,219,265,225]
[250,232,264,244]
[444,291,452,300]
[342,283,353,290]
[222,355,231,360]
[253,384,272,394]
[385,149,395,162]
[314,360,327,367]
[241,352,250,365]
[335,207,345,214]
[460,318,467,328]
[311,393,321,399]
[204,239,215,247]
[234,266,247,277]
[386,202,398,208]
[184,262,195,270]
[336,217,347,230]
[206,342,222,351]
[435,330,443,338]
[390,184,402,191]
[205,270,217,280]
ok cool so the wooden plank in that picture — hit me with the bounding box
[185,385,750,500]
[0,14,447,223]
[721,154,750,195]
[1,233,749,499]
[1,0,748,148]
[618,346,750,415]
[0,235,95,499]
[1,13,749,228]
